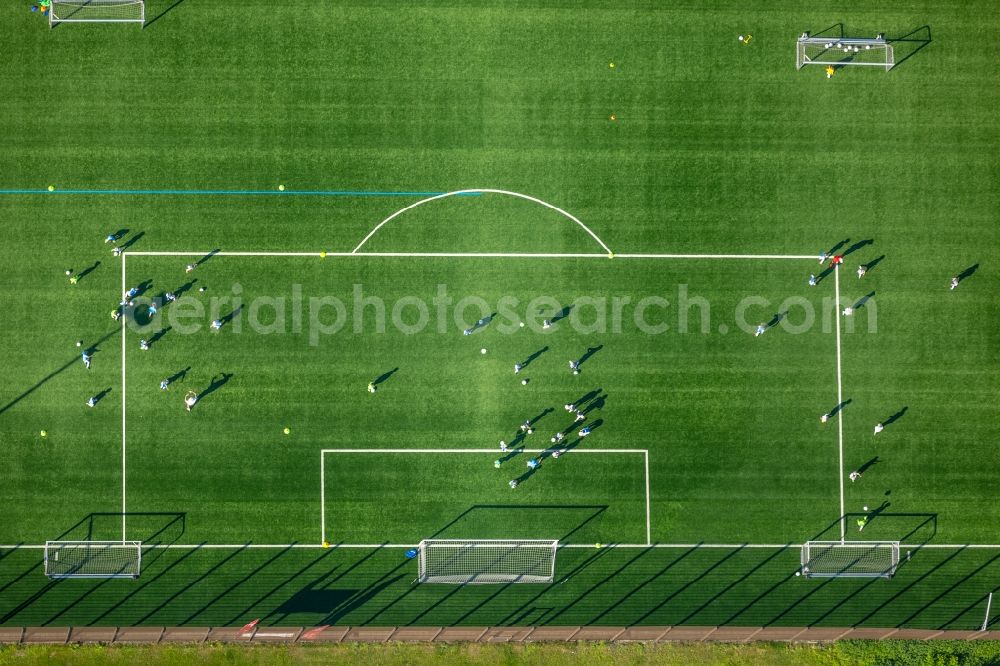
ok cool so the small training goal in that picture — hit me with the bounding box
[417,539,558,584]
[800,541,900,579]
[50,0,145,27]
[44,541,142,579]
[796,32,894,71]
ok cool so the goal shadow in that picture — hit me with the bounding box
[889,25,932,69]
[810,510,937,546]
[54,512,186,546]
[427,504,609,545]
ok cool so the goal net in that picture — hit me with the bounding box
[417,539,558,584]
[796,33,894,71]
[50,0,145,26]
[801,541,900,579]
[44,541,142,579]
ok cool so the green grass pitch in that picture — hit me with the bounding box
[0,0,998,630]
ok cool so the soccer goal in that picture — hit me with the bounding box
[417,539,558,584]
[800,541,900,579]
[796,32,894,71]
[44,541,142,579]
[50,0,145,27]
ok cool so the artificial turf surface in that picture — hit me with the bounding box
[1,0,998,629]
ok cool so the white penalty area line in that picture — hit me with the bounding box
[123,251,817,260]
[321,448,650,547]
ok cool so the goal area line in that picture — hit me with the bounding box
[321,448,651,547]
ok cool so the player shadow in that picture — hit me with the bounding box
[842,239,874,258]
[559,419,605,454]
[852,291,876,310]
[575,344,604,370]
[519,346,549,369]
[883,406,908,427]
[499,446,524,464]
[827,398,852,417]
[860,254,885,275]
[856,456,881,475]
[199,372,233,404]
[147,326,171,348]
[526,407,554,428]
[956,263,979,284]
[890,26,932,69]
[825,238,850,256]
[220,305,243,326]
[75,261,101,282]
[766,311,788,328]
[197,248,222,267]
[87,387,113,407]
[144,0,189,29]
[373,368,398,387]
[133,279,154,298]
[551,305,574,324]
[119,231,145,252]
[583,394,607,414]
[572,388,603,408]
[817,264,835,281]
[167,366,191,384]
[174,279,197,297]
[514,466,541,485]
[465,312,497,334]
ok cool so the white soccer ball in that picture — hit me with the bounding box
[863,505,869,512]
[519,322,525,328]
[795,571,801,577]
[521,379,527,385]
[480,348,487,354]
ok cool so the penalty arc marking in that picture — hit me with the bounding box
[351,189,615,256]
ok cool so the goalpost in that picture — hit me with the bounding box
[50,0,145,27]
[44,541,142,579]
[796,32,894,71]
[800,541,900,579]
[417,539,558,584]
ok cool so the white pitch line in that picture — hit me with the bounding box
[835,264,845,542]
[320,448,648,454]
[125,251,321,257]
[644,450,652,547]
[350,189,615,256]
[121,253,127,544]
[123,250,818,260]
[614,253,817,260]
[320,450,326,546]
